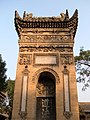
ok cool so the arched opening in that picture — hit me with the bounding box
[36,72,56,120]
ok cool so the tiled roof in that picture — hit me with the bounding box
[14,9,78,38]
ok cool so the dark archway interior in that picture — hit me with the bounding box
[36,71,56,120]
[37,71,56,96]
[39,71,55,83]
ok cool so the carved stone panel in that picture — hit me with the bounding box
[20,35,71,43]
[60,54,74,65]
[19,46,73,53]
[19,54,32,65]
[36,83,55,96]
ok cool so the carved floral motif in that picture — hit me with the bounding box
[19,54,31,65]
[60,54,74,65]
[20,35,71,43]
[19,46,73,53]
[63,111,72,119]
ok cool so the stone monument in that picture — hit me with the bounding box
[12,9,79,120]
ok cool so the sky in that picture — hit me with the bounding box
[0,0,90,102]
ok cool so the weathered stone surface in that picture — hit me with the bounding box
[12,10,79,120]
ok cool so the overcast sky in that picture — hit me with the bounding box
[0,0,90,101]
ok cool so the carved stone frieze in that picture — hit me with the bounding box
[60,54,74,65]
[20,35,71,43]
[19,54,32,65]
[19,46,73,53]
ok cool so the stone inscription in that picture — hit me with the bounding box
[36,97,56,120]
[19,54,31,65]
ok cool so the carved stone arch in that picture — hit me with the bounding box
[35,68,57,120]
[32,67,60,84]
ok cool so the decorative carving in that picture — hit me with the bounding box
[32,68,60,84]
[60,54,74,65]
[22,66,30,74]
[36,80,55,96]
[59,13,66,21]
[23,12,33,20]
[63,66,69,74]
[63,111,72,119]
[23,12,66,21]
[19,111,27,119]
[20,35,71,43]
[19,54,31,65]
[19,46,73,53]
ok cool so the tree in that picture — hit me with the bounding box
[0,54,7,91]
[5,79,15,107]
[0,79,15,120]
[75,48,90,91]
[5,79,15,120]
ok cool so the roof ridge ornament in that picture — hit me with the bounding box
[15,10,20,19]
[69,9,78,21]
[65,9,69,20]
[59,13,66,21]
[23,11,26,19]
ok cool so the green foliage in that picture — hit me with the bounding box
[75,48,90,91]
[6,79,15,120]
[5,79,15,107]
[2,79,15,120]
[0,54,7,91]
[0,54,15,119]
